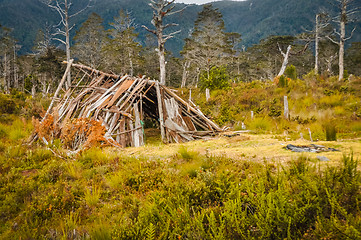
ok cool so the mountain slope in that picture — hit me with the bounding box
[0,0,360,54]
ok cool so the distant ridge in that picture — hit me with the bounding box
[0,0,360,54]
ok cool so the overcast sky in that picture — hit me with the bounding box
[175,0,246,5]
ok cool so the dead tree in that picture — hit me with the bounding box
[40,0,93,89]
[277,44,292,77]
[327,0,358,81]
[314,13,330,74]
[142,0,185,85]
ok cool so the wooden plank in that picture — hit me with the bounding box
[119,119,126,147]
[106,79,135,107]
[64,61,120,79]
[162,86,221,131]
[182,116,196,131]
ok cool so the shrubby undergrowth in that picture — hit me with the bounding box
[1,130,360,239]
[183,74,361,140]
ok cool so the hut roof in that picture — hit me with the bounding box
[45,62,222,149]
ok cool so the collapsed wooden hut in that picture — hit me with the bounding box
[42,61,222,149]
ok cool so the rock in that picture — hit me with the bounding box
[317,156,330,161]
[285,144,339,153]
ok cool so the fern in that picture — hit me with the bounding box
[146,222,155,240]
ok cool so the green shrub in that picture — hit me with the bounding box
[278,75,289,88]
[285,65,297,80]
[248,117,272,131]
[0,93,17,114]
[324,122,337,141]
[199,66,231,90]
[178,145,198,162]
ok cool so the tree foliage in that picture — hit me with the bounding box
[73,12,106,69]
[103,10,142,76]
[199,66,230,90]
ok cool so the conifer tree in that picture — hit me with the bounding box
[181,4,233,87]
[72,12,106,69]
[103,10,142,76]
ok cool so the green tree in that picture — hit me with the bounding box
[199,66,230,90]
[181,4,234,87]
[345,42,361,76]
[73,12,106,69]
[103,10,142,76]
[247,35,295,79]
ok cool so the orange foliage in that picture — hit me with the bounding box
[33,114,60,143]
[33,115,119,150]
[61,118,114,150]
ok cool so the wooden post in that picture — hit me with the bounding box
[42,59,74,122]
[308,128,313,142]
[284,96,289,120]
[133,103,144,147]
[251,111,254,120]
[156,82,166,143]
[206,88,210,102]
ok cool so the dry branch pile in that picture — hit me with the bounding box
[36,62,222,150]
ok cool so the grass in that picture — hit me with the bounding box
[1,122,361,239]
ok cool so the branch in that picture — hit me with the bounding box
[142,25,156,35]
[163,30,181,41]
[291,41,311,55]
[345,26,356,41]
[333,28,341,37]
[277,42,286,57]
[164,23,178,29]
[326,35,340,45]
[168,6,186,16]
[68,24,76,32]
[69,0,93,18]
[53,37,66,45]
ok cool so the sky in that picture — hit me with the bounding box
[175,0,246,5]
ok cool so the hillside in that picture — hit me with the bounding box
[1,0,360,54]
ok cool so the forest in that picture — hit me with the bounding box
[1,0,361,239]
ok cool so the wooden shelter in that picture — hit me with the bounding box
[46,62,222,149]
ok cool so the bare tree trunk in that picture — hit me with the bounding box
[338,1,346,81]
[277,45,292,77]
[143,0,184,86]
[315,14,320,74]
[206,88,210,102]
[158,42,166,85]
[326,55,337,74]
[13,45,19,89]
[181,60,190,88]
[4,53,9,94]
[128,51,133,76]
[65,0,72,89]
